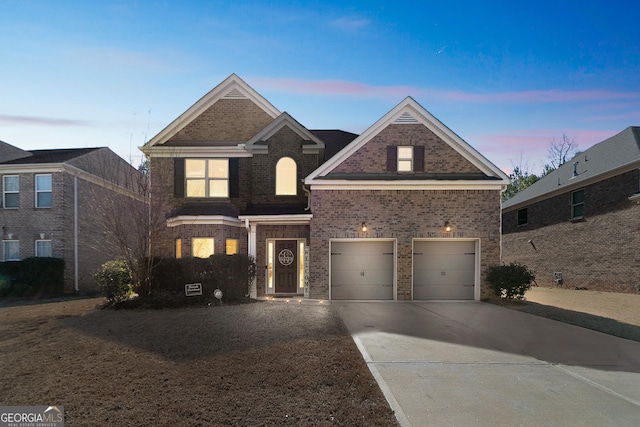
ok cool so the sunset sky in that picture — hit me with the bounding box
[2,1,639,174]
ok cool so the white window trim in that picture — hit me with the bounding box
[3,240,19,261]
[35,174,53,208]
[185,159,229,198]
[3,175,19,209]
[35,239,53,257]
[397,146,414,172]
[275,157,297,196]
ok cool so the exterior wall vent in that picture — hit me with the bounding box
[394,111,419,124]
[223,88,247,99]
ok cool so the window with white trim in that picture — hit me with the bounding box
[3,240,19,261]
[192,238,214,258]
[397,146,414,172]
[275,157,297,195]
[185,159,228,198]
[35,240,52,257]
[3,176,19,208]
[35,174,52,208]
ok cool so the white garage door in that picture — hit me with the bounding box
[413,241,476,300]
[330,241,394,300]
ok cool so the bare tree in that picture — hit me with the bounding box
[548,134,579,169]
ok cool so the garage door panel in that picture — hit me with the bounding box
[413,241,476,300]
[331,241,394,300]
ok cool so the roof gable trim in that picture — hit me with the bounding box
[142,74,281,150]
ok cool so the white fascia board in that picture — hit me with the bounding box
[143,146,252,158]
[307,97,509,181]
[237,214,313,225]
[308,180,507,191]
[0,164,64,174]
[142,74,280,151]
[167,216,244,227]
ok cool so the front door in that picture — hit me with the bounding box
[275,240,298,293]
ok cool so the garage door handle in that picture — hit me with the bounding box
[360,270,365,276]
[465,252,476,255]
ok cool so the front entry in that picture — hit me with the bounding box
[274,240,298,293]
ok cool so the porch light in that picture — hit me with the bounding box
[361,222,368,232]
[444,221,451,232]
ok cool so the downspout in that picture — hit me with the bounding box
[74,175,79,292]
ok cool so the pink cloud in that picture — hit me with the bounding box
[250,77,640,104]
[0,115,90,127]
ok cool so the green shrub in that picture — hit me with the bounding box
[94,260,132,304]
[0,258,64,294]
[487,263,536,299]
[0,275,12,297]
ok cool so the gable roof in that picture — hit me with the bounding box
[1,147,101,165]
[245,112,325,152]
[142,74,281,151]
[503,126,640,210]
[310,130,359,161]
[0,140,32,163]
[305,97,509,188]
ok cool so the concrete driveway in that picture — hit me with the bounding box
[334,301,640,427]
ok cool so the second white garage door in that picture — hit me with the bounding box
[413,240,476,300]
[330,241,394,300]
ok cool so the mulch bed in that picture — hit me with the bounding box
[0,298,399,426]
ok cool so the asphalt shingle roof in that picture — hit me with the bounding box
[503,126,640,209]
[1,148,101,165]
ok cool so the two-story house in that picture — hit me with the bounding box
[142,74,509,300]
[502,127,640,293]
[0,142,147,293]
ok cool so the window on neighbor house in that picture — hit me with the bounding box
[35,174,52,208]
[517,208,528,226]
[35,240,52,257]
[571,189,585,219]
[3,240,19,261]
[276,157,297,195]
[185,159,228,198]
[3,176,19,208]
[175,238,182,259]
[192,238,214,258]
[226,239,238,255]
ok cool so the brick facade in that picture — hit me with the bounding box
[309,189,502,300]
[0,148,146,293]
[503,169,640,293]
[333,124,483,174]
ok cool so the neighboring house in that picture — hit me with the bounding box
[0,142,147,292]
[142,74,509,300]
[502,127,640,293]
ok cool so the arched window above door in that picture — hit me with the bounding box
[276,157,297,195]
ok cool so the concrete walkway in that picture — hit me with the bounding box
[334,301,640,427]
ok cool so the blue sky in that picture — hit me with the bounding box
[1,1,639,174]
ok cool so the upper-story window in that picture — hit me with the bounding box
[386,146,425,172]
[571,188,585,219]
[3,176,19,208]
[276,157,297,195]
[35,174,52,208]
[397,147,414,172]
[185,159,228,198]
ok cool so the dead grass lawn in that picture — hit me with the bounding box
[0,298,398,426]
